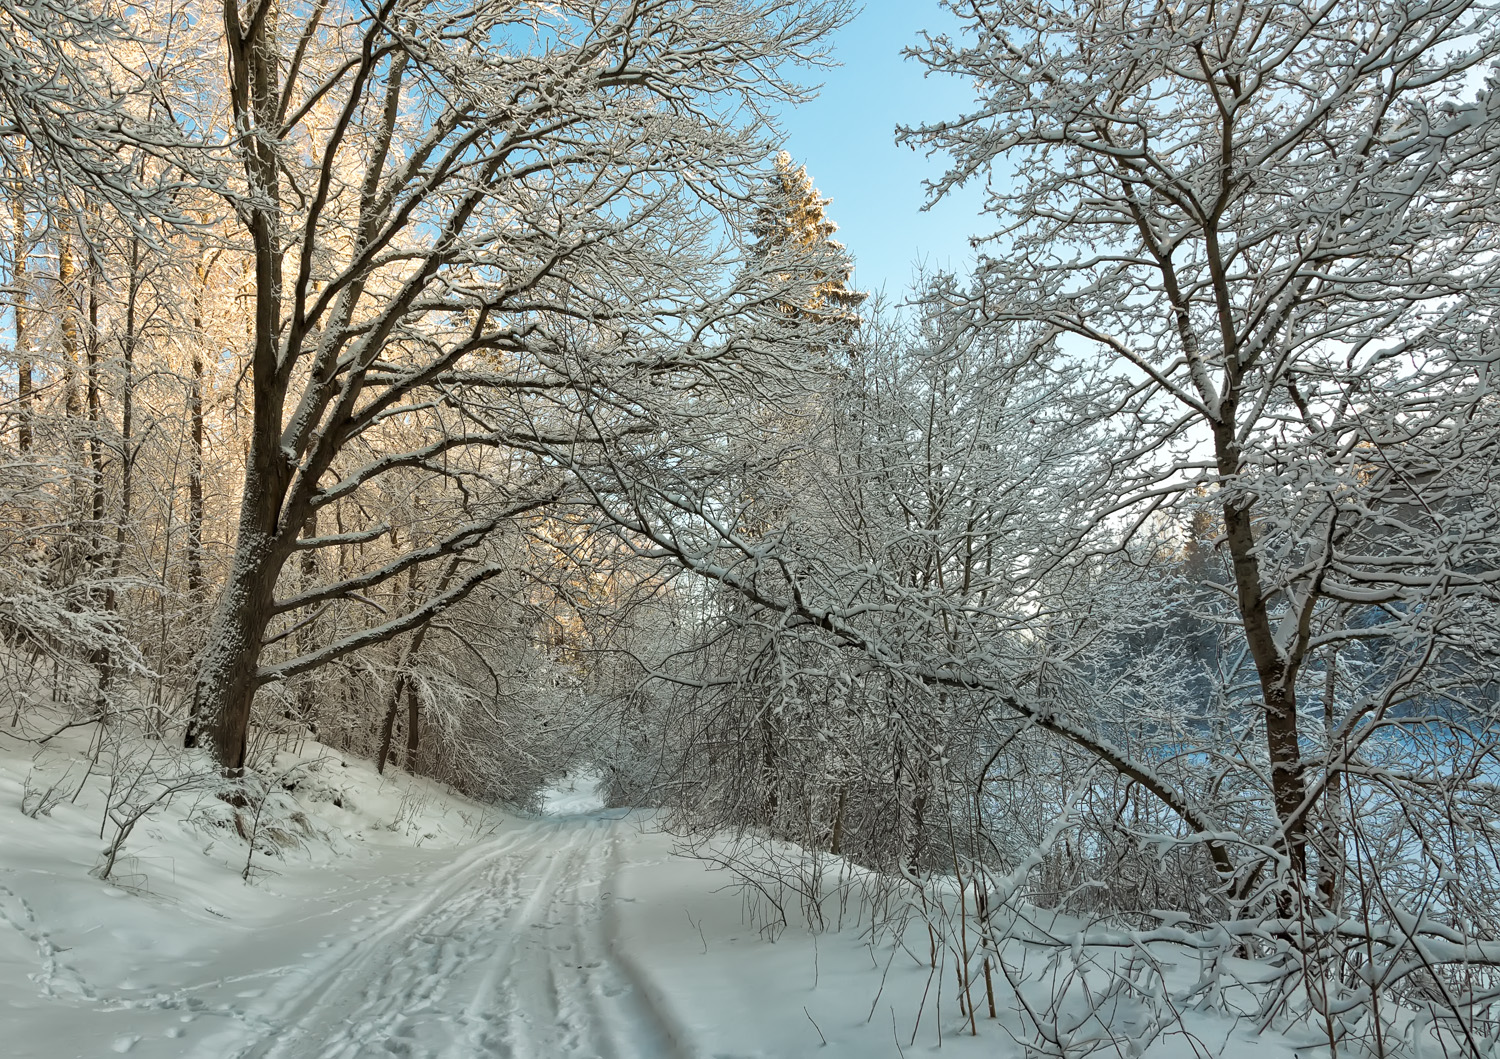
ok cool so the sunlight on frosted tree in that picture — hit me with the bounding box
[751,152,866,331]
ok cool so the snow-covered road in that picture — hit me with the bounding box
[3,797,721,1059]
[3,787,1296,1059]
[2,743,1306,1059]
[213,813,677,1059]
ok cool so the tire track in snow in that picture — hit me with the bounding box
[486,816,680,1059]
[199,814,680,1059]
[186,825,535,1058]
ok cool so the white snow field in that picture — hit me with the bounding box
[0,729,1298,1059]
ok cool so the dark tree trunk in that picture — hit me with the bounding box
[113,233,137,577]
[375,672,404,773]
[81,217,119,705]
[829,783,847,855]
[188,0,290,769]
[374,560,453,774]
[188,493,295,769]
[293,509,318,727]
[84,233,104,528]
[187,262,207,607]
[404,678,419,768]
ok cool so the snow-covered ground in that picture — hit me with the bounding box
[538,770,606,816]
[0,725,1297,1059]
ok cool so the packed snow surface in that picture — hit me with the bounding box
[538,769,606,816]
[0,731,1295,1058]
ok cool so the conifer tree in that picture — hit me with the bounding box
[751,152,866,332]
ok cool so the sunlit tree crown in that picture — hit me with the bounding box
[751,151,866,327]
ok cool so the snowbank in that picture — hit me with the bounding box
[0,718,508,1057]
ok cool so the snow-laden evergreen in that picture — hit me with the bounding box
[2,0,1499,1055]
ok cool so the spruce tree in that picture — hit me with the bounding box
[750,152,866,332]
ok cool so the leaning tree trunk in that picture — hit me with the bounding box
[1214,415,1310,888]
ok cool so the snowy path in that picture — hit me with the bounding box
[197,813,680,1059]
[2,787,1297,1059]
[1,741,1307,1059]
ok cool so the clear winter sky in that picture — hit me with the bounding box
[774,2,990,301]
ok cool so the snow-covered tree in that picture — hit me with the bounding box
[750,151,866,332]
[591,292,1099,875]
[186,0,857,771]
[904,0,1500,904]
[585,4,1500,1045]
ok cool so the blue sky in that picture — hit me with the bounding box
[774,2,990,300]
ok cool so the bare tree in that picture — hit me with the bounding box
[905,0,1500,898]
[187,0,856,770]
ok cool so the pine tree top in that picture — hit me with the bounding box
[751,151,867,326]
[753,151,841,251]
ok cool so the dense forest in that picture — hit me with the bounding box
[3,0,1500,1055]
